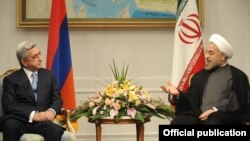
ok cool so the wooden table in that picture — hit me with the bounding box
[88,117,150,141]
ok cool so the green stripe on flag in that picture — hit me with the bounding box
[176,0,188,19]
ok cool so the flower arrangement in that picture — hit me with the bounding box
[58,60,174,127]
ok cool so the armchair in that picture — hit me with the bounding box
[0,68,76,141]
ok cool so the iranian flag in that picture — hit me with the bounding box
[170,0,205,102]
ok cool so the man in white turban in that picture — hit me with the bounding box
[161,34,250,124]
[209,34,233,59]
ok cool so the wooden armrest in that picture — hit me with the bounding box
[61,108,76,133]
[0,68,19,78]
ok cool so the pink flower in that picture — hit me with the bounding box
[127,108,136,118]
[88,101,95,108]
[145,103,155,110]
[105,98,112,106]
[110,109,118,119]
[112,102,121,110]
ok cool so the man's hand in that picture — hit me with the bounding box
[161,81,180,96]
[33,112,47,122]
[199,109,216,121]
[45,110,56,121]
[33,110,55,122]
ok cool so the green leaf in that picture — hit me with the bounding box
[146,107,166,119]
[109,59,129,84]
[135,111,145,123]
[156,107,175,119]
[136,105,149,112]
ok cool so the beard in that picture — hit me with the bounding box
[205,61,219,70]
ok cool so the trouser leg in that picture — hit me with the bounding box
[2,119,26,141]
[203,111,241,124]
[28,121,64,141]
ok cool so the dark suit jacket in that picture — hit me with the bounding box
[0,68,62,126]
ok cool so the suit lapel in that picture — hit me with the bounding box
[16,69,37,103]
[37,69,46,103]
[37,70,41,102]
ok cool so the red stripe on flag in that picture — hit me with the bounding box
[178,43,205,91]
[46,0,66,70]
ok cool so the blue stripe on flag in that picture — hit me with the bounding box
[52,16,72,89]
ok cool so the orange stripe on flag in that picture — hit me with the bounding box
[61,68,76,110]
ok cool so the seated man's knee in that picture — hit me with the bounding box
[2,119,25,133]
[47,123,64,136]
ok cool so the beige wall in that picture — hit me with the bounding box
[0,0,250,141]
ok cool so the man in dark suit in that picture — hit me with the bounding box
[0,41,64,141]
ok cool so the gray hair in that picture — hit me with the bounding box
[16,41,36,64]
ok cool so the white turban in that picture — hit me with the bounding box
[209,34,233,58]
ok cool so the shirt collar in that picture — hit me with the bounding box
[221,62,228,67]
[23,68,38,78]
